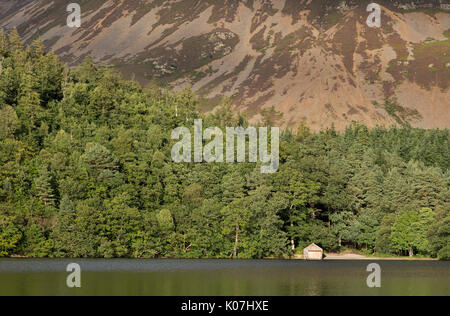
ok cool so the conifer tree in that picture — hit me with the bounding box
[7,28,23,53]
[0,105,19,139]
[0,29,8,57]
[34,167,55,207]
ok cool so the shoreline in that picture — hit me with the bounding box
[5,254,439,261]
[323,253,438,261]
[292,252,438,261]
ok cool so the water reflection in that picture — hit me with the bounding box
[0,259,448,296]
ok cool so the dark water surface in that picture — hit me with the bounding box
[0,259,448,296]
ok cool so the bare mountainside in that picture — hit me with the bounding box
[1,0,449,130]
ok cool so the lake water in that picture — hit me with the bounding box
[0,259,448,296]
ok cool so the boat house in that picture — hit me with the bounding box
[303,243,323,260]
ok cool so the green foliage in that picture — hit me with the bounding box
[21,223,53,258]
[375,213,396,254]
[0,105,19,140]
[438,243,450,260]
[429,209,450,260]
[0,215,22,256]
[260,106,283,126]
[444,29,450,39]
[373,99,422,126]
[0,34,448,259]
[391,208,434,256]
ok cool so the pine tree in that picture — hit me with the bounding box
[0,29,8,56]
[58,195,75,229]
[0,105,19,140]
[31,38,45,58]
[17,66,43,139]
[82,143,118,175]
[7,28,23,53]
[34,167,55,207]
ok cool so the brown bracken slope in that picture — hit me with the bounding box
[1,0,449,131]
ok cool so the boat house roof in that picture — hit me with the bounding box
[303,243,323,252]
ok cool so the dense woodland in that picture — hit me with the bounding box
[0,30,449,260]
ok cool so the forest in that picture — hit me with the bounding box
[0,29,449,260]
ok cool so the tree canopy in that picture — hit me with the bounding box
[0,31,448,259]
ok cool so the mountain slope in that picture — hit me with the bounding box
[1,0,449,130]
